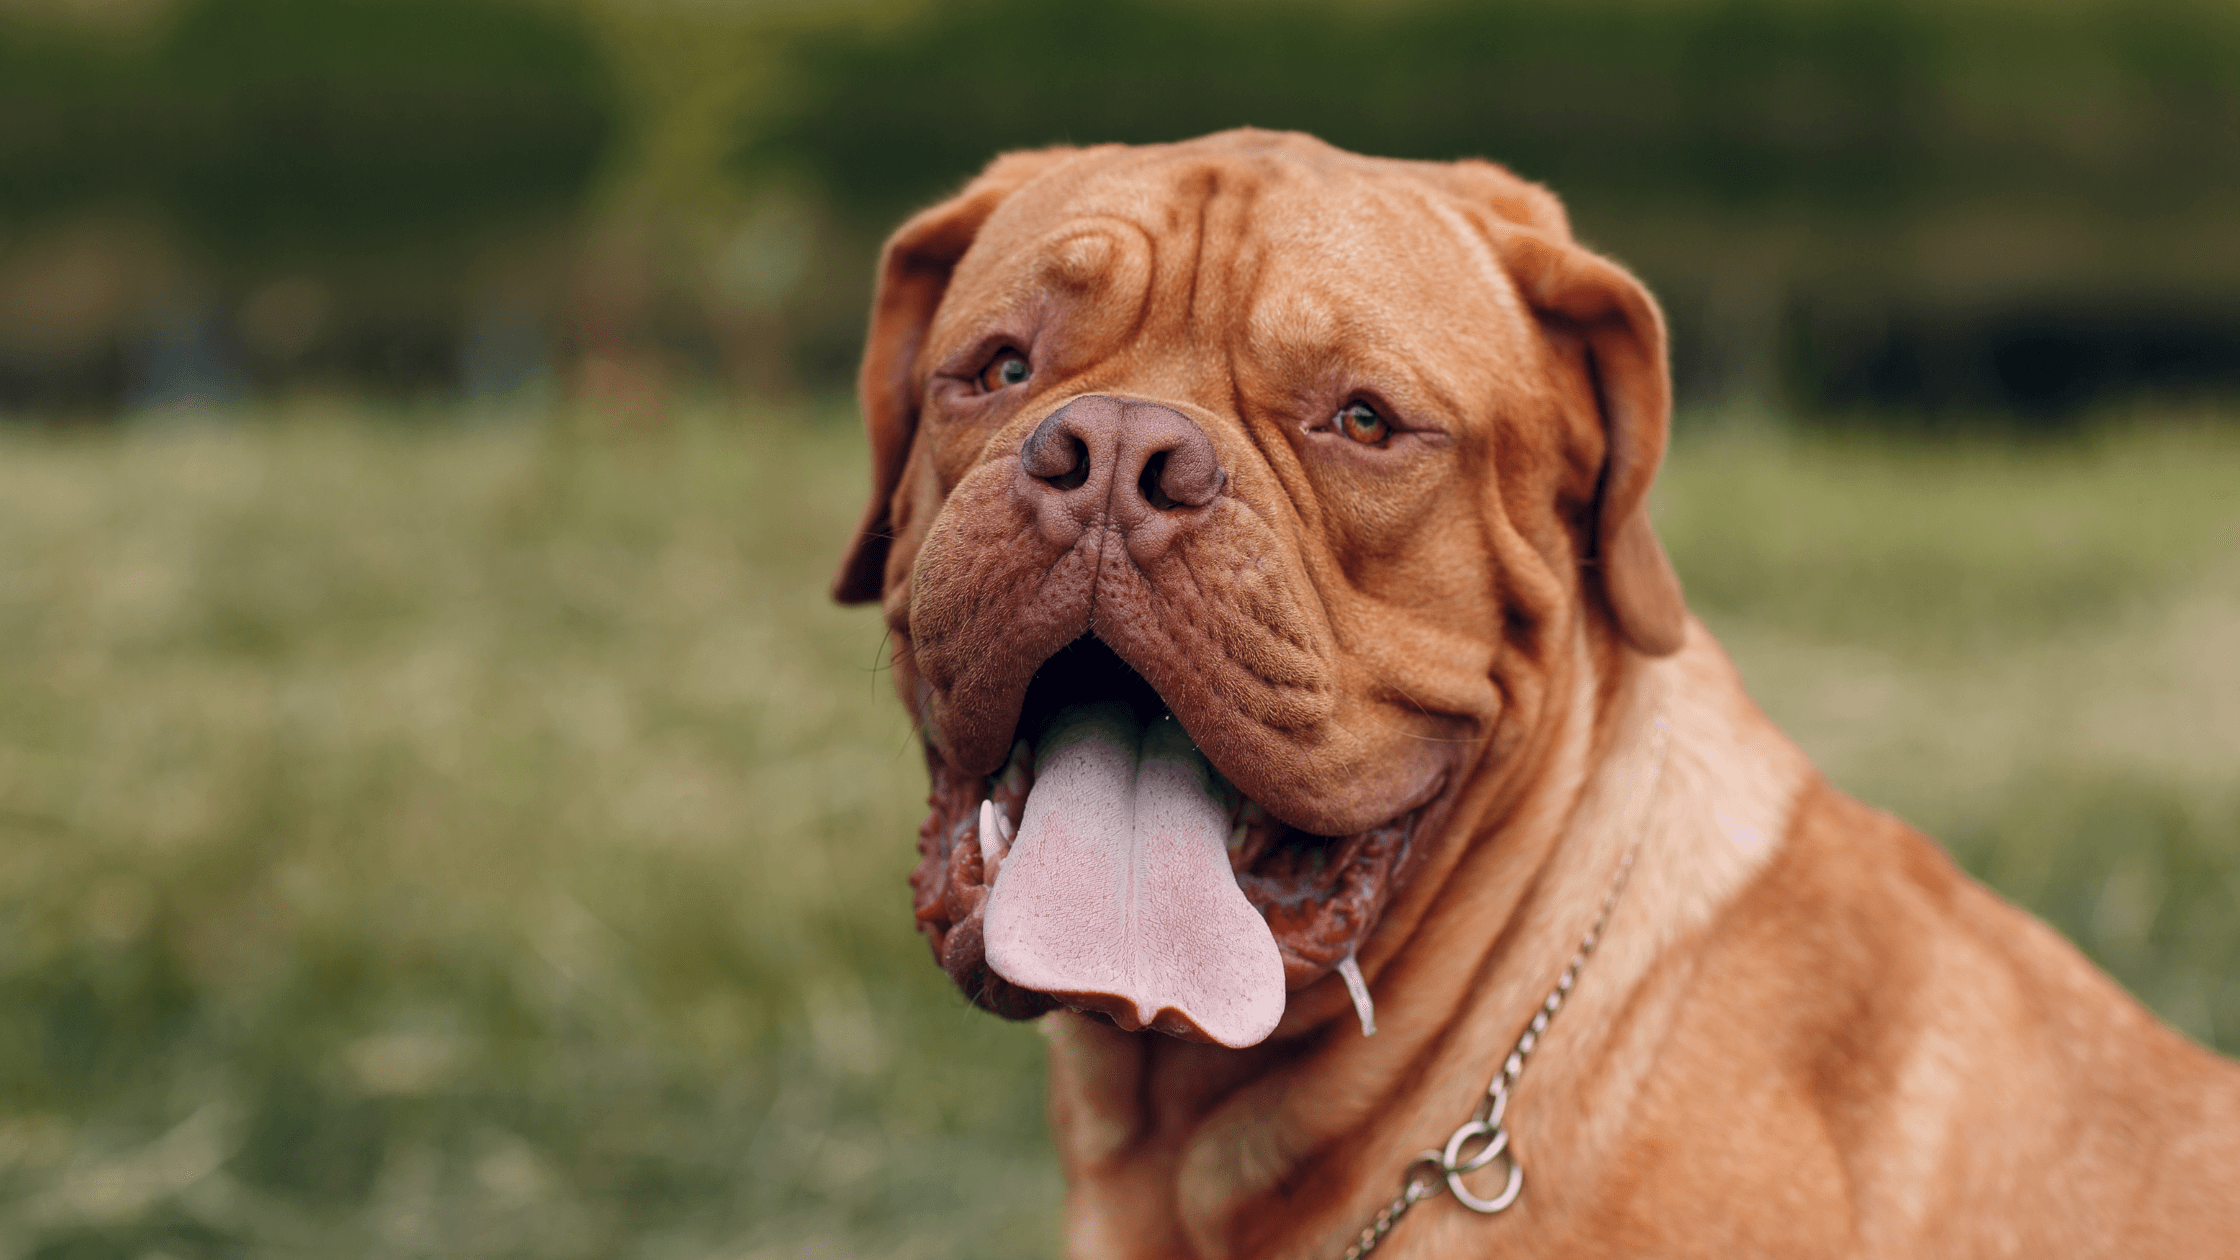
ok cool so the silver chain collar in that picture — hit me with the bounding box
[1338,711,1671,1259]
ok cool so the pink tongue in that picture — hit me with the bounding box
[983,703,1286,1048]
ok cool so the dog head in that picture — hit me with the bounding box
[834,130,1684,1048]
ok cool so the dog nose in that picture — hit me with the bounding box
[1017,396,1226,536]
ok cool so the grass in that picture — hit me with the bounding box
[0,401,2232,1258]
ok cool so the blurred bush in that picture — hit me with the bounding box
[750,0,2240,417]
[0,0,2236,417]
[0,0,615,259]
[0,0,617,408]
[153,0,616,264]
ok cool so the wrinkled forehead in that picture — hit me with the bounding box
[929,146,1538,382]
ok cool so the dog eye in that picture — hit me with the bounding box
[978,349,1032,393]
[1335,401,1390,444]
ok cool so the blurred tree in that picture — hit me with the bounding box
[2,0,2236,416]
[1,0,619,265]
[0,11,147,220]
[0,0,619,405]
[147,0,618,268]
[738,0,2240,417]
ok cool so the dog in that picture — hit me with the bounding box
[830,130,2240,1259]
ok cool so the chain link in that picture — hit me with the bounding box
[1339,1162,1444,1260]
[1336,711,1669,1258]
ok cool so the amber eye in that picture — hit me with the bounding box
[1336,401,1391,444]
[978,349,1032,392]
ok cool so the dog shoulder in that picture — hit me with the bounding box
[1668,778,2240,1252]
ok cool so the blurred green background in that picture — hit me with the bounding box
[4,0,2240,417]
[0,2,2235,1258]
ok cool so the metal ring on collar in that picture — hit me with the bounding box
[1443,1122,1523,1214]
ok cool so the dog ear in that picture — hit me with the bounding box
[832,147,1080,605]
[1499,230,1688,657]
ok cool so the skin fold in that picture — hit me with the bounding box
[833,130,2240,1259]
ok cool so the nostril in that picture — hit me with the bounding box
[1139,452,1177,510]
[1021,414,1092,490]
[1143,438,1224,510]
[1040,436,1090,491]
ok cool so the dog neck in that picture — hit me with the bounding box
[1042,618,1814,1259]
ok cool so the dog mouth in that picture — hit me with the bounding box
[909,636,1422,1048]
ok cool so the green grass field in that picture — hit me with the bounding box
[0,403,2233,1259]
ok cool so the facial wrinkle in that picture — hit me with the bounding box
[1183,166,1217,330]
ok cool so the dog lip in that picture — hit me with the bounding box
[1397,767,1450,828]
[1231,742,1449,839]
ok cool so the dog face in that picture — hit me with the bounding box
[836,131,1683,1047]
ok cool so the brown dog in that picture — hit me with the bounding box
[832,130,2240,1259]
